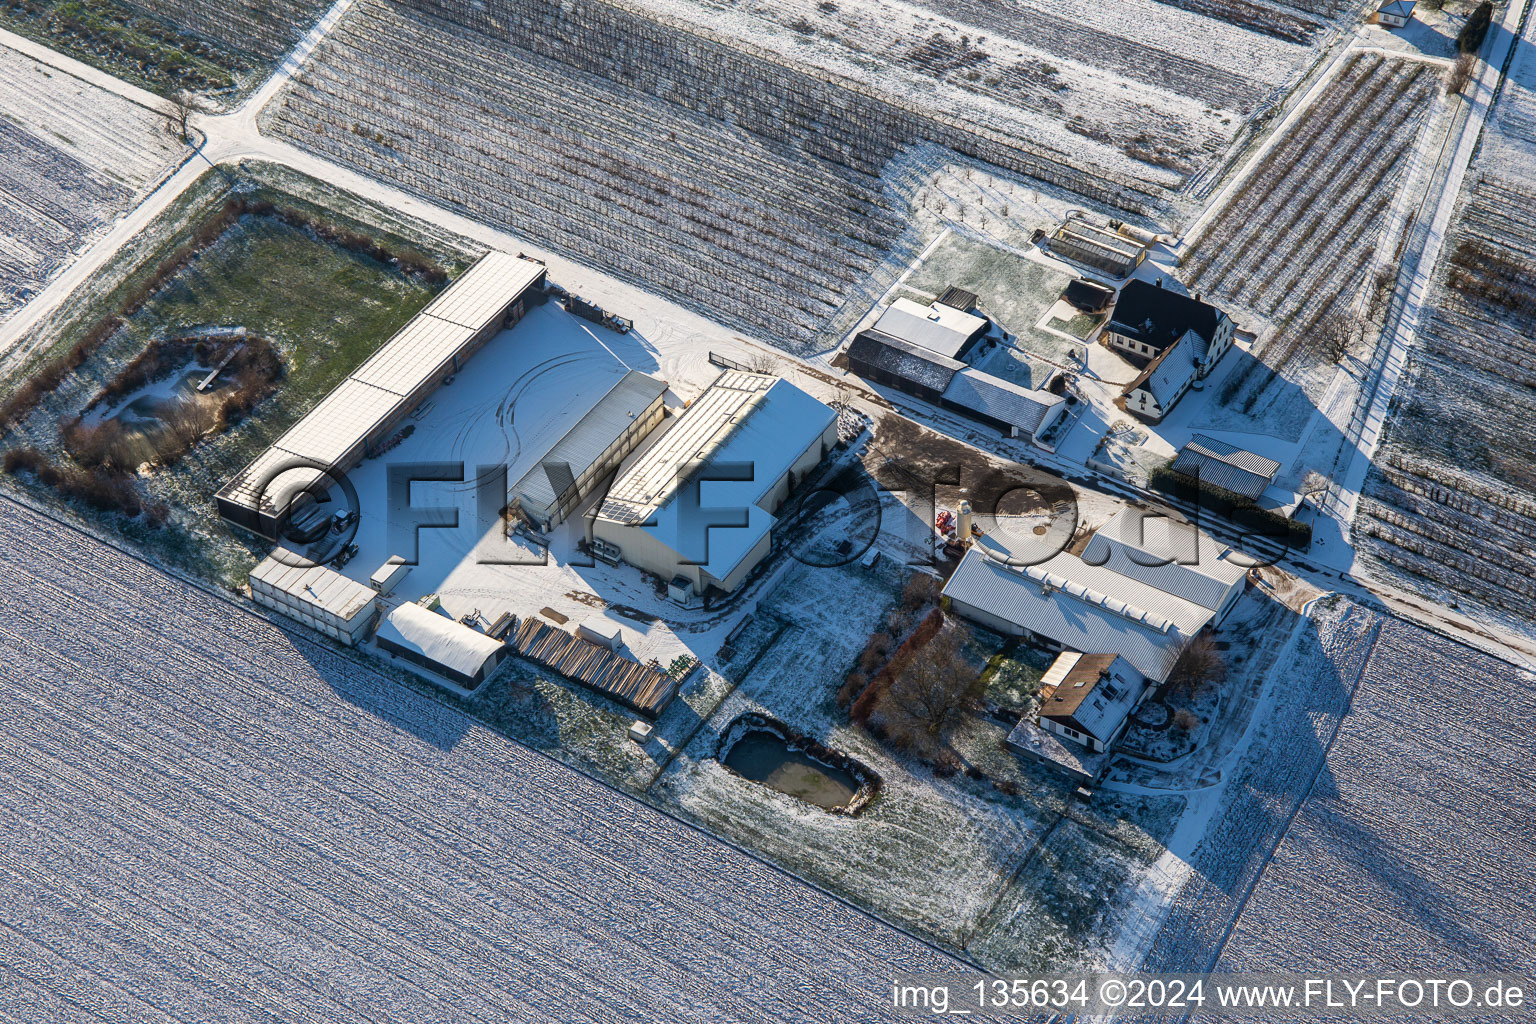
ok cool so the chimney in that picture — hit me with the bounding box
[1156,277,1163,288]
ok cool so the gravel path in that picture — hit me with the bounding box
[0,496,962,1023]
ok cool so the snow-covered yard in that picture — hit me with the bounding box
[644,554,1186,969]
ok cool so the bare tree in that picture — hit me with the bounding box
[878,624,981,749]
[1317,308,1362,363]
[747,350,778,375]
[1168,633,1226,698]
[1445,53,1476,95]
[164,90,200,143]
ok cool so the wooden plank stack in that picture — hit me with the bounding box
[511,617,678,716]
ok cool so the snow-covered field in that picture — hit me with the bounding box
[1136,596,1383,977]
[1355,13,1536,628]
[615,0,1351,186]
[1182,52,1442,437]
[0,494,962,1022]
[260,0,1357,352]
[0,43,184,321]
[1209,619,1536,991]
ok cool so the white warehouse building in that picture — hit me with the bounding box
[217,251,548,538]
[592,371,838,598]
[249,551,380,646]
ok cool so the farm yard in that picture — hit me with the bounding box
[648,555,1186,972]
[1209,619,1536,988]
[1180,52,1443,437]
[0,0,327,96]
[0,43,186,322]
[0,497,963,1023]
[1355,23,1536,631]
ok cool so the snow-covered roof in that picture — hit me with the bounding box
[943,543,1209,682]
[1378,0,1415,15]
[250,551,378,623]
[945,512,1244,682]
[1124,334,1198,407]
[376,603,506,679]
[1172,434,1280,500]
[869,297,987,359]
[1083,508,1249,613]
[598,372,835,584]
[513,370,667,516]
[218,252,546,522]
[942,367,1063,436]
[1006,717,1109,783]
[847,330,964,393]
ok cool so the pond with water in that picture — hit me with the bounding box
[722,730,860,811]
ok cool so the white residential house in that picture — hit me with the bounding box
[1106,280,1233,423]
[1034,652,1147,752]
[1376,0,1416,28]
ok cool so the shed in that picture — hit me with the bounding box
[376,603,508,688]
[1064,279,1115,313]
[577,616,624,651]
[1171,434,1281,500]
[370,555,411,594]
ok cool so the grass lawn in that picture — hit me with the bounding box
[0,0,255,96]
[897,233,1075,389]
[1,198,447,585]
[979,638,1054,710]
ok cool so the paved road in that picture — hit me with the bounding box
[0,497,960,1023]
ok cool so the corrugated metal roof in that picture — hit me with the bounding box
[417,250,545,329]
[869,297,985,359]
[598,373,835,582]
[377,603,505,678]
[250,551,378,621]
[1172,435,1281,500]
[352,316,477,397]
[942,367,1063,435]
[276,379,403,464]
[1083,508,1249,612]
[513,370,666,514]
[218,252,544,519]
[942,547,1200,682]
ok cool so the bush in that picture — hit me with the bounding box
[3,447,58,485]
[1149,461,1312,548]
[901,572,940,612]
[1445,53,1476,94]
[1172,708,1200,734]
[1457,2,1493,55]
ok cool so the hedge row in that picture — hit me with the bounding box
[1148,462,1312,549]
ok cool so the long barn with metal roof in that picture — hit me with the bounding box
[511,369,667,530]
[216,251,548,538]
[942,509,1250,683]
[592,371,837,599]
